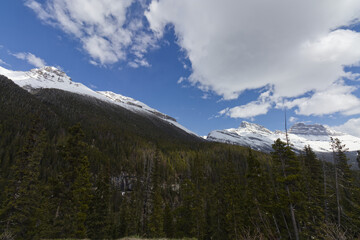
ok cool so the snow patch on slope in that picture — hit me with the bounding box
[0,66,198,137]
[208,121,360,153]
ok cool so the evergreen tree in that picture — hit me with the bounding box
[221,152,243,240]
[331,138,360,236]
[245,149,275,238]
[87,166,111,239]
[271,139,303,240]
[163,203,174,238]
[52,123,92,238]
[190,154,206,240]
[299,145,325,237]
[118,191,140,237]
[147,149,164,237]
[176,179,196,238]
[0,123,47,239]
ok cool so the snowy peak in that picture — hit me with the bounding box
[27,66,72,83]
[206,121,276,153]
[0,65,90,94]
[0,66,71,83]
[289,123,343,136]
[0,66,197,137]
[239,121,273,135]
[207,122,360,153]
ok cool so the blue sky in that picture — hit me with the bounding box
[1,0,360,137]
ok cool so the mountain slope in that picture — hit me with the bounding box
[207,121,360,162]
[0,66,197,137]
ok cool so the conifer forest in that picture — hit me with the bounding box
[1,75,360,240]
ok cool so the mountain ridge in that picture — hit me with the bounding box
[207,121,360,154]
[0,65,197,137]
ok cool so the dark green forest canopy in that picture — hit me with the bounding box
[1,75,360,239]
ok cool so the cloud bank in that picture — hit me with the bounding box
[25,0,156,66]
[334,118,360,138]
[12,52,46,68]
[145,0,360,117]
[26,0,360,119]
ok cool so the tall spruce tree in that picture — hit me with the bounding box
[52,123,92,238]
[221,152,243,240]
[245,149,275,238]
[271,139,303,240]
[0,122,47,239]
[147,149,164,237]
[176,179,196,238]
[163,203,174,238]
[331,138,360,236]
[87,166,111,239]
[190,154,206,240]
[299,145,325,237]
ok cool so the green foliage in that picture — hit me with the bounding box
[148,150,165,238]
[299,145,325,237]
[87,166,111,239]
[331,138,360,236]
[0,120,47,239]
[1,76,360,239]
[245,149,275,238]
[163,204,174,238]
[271,139,304,240]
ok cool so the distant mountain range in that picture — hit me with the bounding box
[207,121,360,166]
[1,65,359,166]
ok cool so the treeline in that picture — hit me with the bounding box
[1,122,360,239]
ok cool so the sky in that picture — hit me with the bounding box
[1,0,360,137]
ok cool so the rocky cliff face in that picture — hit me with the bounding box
[289,123,342,136]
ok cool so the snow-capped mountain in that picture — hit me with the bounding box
[207,121,360,154]
[0,66,197,136]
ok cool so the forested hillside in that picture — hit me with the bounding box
[1,75,360,240]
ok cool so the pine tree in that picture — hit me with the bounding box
[245,149,275,238]
[0,123,47,239]
[118,191,140,237]
[87,166,111,239]
[221,152,243,240]
[147,149,164,237]
[176,179,196,238]
[271,139,303,240]
[52,123,92,238]
[190,154,206,240]
[299,145,325,237]
[331,138,360,236]
[163,203,174,238]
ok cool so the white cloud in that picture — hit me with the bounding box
[89,84,98,89]
[289,117,298,123]
[201,93,210,99]
[282,82,360,116]
[0,59,9,66]
[128,61,139,68]
[146,0,360,116]
[12,52,46,68]
[128,58,150,68]
[25,0,157,66]
[221,100,272,119]
[177,76,186,84]
[334,118,360,138]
